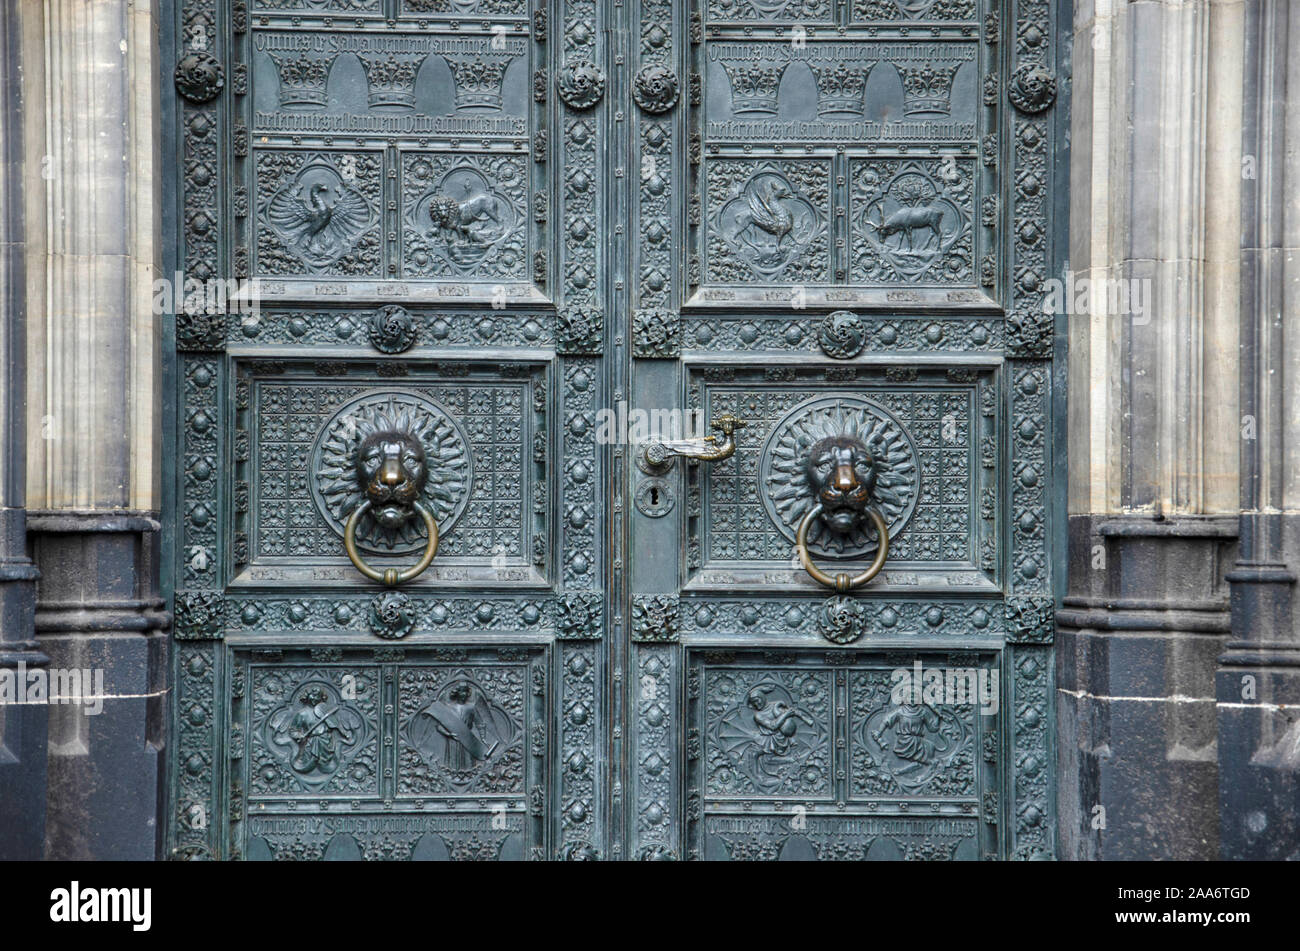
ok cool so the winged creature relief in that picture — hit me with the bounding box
[712,168,824,280]
[733,177,796,252]
[264,160,374,270]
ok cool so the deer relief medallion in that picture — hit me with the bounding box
[852,158,973,284]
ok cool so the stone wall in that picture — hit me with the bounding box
[1215,0,1300,861]
[1060,0,1300,860]
[0,0,46,863]
[14,0,167,860]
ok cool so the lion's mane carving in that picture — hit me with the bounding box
[313,393,471,553]
[762,396,918,557]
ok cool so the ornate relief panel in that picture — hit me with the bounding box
[681,363,1001,593]
[242,17,546,304]
[687,0,995,310]
[167,0,1060,861]
[626,0,1060,864]
[687,649,999,861]
[233,645,547,860]
[229,358,548,588]
[167,0,609,862]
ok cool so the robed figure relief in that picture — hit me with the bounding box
[406,680,517,773]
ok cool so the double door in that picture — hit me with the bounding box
[165,0,1060,860]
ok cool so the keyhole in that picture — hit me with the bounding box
[636,478,672,518]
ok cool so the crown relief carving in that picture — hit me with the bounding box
[717,55,965,120]
[894,62,961,115]
[269,52,336,109]
[720,61,789,115]
[443,52,518,111]
[357,52,428,109]
[807,61,876,118]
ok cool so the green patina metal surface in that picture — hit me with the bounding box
[161,0,1062,860]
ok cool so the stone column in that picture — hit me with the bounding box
[1217,0,1300,861]
[22,0,167,860]
[0,0,47,862]
[1057,0,1244,859]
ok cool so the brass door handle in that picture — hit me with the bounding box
[344,499,440,586]
[795,503,889,592]
[638,413,746,473]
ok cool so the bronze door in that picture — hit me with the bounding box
[164,0,1061,860]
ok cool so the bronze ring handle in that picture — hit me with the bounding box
[343,499,439,587]
[795,503,890,592]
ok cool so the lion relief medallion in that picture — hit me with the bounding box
[760,395,918,559]
[311,392,471,555]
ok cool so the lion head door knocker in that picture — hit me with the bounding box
[797,434,891,592]
[345,416,440,586]
[311,392,472,587]
[761,396,920,593]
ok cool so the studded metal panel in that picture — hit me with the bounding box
[165,0,1061,861]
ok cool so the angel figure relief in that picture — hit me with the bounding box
[266,683,367,787]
